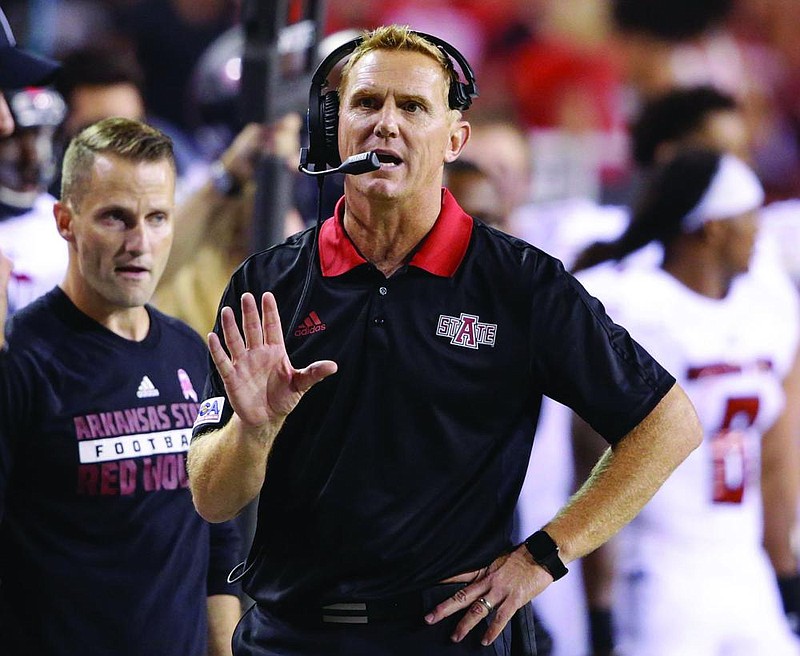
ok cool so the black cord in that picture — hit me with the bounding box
[229,177,326,585]
[284,175,325,343]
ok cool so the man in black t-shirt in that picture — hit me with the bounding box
[0,117,241,655]
[188,25,702,656]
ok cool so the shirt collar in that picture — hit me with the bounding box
[318,188,473,277]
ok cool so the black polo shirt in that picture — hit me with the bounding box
[193,189,675,609]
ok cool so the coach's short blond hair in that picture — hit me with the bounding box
[61,117,175,210]
[338,25,456,108]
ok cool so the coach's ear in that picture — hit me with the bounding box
[54,201,76,243]
[445,119,471,164]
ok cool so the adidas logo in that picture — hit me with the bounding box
[136,375,160,399]
[294,311,326,337]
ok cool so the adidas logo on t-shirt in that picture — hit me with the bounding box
[136,375,160,399]
[293,311,326,337]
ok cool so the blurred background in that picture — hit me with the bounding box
[4,0,799,206]
[5,4,800,655]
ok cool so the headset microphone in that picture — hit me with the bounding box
[298,149,381,177]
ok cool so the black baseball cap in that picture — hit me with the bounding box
[0,8,60,88]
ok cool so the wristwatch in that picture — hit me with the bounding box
[209,161,242,197]
[523,530,569,581]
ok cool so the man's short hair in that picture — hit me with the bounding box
[54,46,145,105]
[61,117,174,209]
[611,0,734,41]
[338,25,455,108]
[630,85,738,167]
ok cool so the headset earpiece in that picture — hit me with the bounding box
[304,30,478,171]
[448,74,471,112]
[320,90,341,167]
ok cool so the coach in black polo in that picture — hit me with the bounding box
[188,25,702,656]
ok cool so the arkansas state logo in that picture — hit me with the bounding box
[435,313,497,349]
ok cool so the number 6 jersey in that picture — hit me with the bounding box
[578,262,799,552]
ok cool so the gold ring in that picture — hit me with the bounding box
[477,597,493,613]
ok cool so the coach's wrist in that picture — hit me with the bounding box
[231,412,282,448]
[521,530,569,581]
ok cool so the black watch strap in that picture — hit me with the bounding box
[523,530,569,581]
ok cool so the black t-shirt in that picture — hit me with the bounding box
[0,289,241,655]
[193,190,675,609]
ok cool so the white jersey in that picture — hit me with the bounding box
[579,264,800,655]
[760,198,800,288]
[512,199,800,654]
[579,265,798,555]
[509,198,629,269]
[0,193,67,317]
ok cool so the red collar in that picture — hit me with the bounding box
[318,188,473,277]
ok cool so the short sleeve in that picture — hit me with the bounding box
[529,258,675,443]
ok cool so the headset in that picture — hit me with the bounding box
[301,30,479,173]
[286,29,479,343]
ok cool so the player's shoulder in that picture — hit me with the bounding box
[577,262,671,321]
[510,198,629,267]
[575,259,639,298]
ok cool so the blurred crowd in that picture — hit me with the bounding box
[4,0,800,316]
[3,0,800,200]
[5,0,800,199]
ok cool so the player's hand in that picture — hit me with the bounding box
[218,123,264,185]
[424,544,553,646]
[208,292,337,432]
[218,114,301,183]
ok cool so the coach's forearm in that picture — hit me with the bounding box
[187,414,283,523]
[546,383,701,563]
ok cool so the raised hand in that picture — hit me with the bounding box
[208,291,337,432]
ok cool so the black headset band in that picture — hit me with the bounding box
[309,30,479,111]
